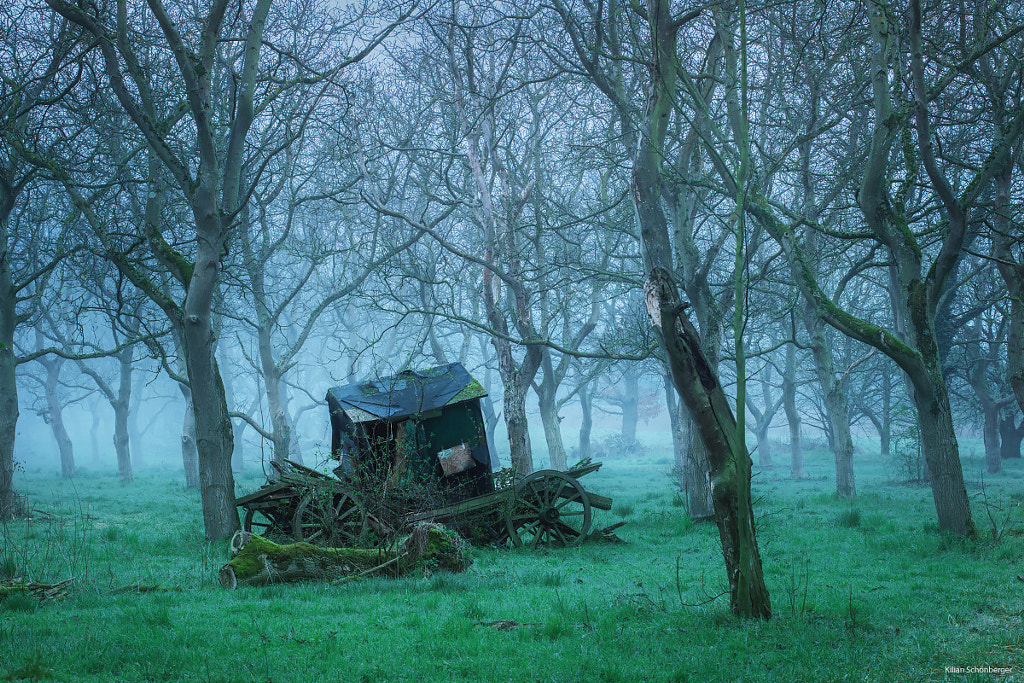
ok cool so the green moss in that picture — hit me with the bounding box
[227,535,395,581]
[450,380,486,404]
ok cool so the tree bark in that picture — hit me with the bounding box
[0,320,17,517]
[646,269,770,618]
[578,382,593,462]
[804,307,857,497]
[966,330,1001,474]
[782,343,803,479]
[620,366,640,443]
[536,366,567,470]
[180,386,200,490]
[41,354,75,478]
[999,413,1023,460]
[113,345,134,483]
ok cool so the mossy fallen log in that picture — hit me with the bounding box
[219,523,470,589]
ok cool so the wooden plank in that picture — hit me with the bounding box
[586,492,613,511]
[234,482,292,506]
[405,489,512,523]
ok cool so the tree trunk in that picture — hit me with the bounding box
[90,406,101,465]
[180,387,200,490]
[966,332,1001,474]
[0,332,18,518]
[999,412,1023,460]
[632,0,768,617]
[783,344,803,479]
[646,269,770,618]
[880,367,892,458]
[578,382,593,462]
[664,372,686,491]
[503,377,534,477]
[684,418,715,520]
[113,346,134,483]
[912,368,974,536]
[42,356,75,478]
[536,356,567,470]
[754,425,772,470]
[802,284,856,497]
[620,366,640,443]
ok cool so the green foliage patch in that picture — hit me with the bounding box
[2,448,1023,682]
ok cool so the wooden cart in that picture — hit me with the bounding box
[235,364,613,549]
[236,457,613,549]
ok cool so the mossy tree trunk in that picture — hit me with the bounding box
[646,270,771,619]
[632,0,769,619]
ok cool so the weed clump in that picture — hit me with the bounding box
[834,508,861,528]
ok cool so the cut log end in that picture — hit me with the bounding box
[218,566,238,590]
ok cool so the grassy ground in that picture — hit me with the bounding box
[2,445,1023,682]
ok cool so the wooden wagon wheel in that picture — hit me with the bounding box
[505,470,592,548]
[243,507,286,538]
[292,488,370,547]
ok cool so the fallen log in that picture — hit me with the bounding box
[219,523,470,589]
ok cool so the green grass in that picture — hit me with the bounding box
[2,445,1023,682]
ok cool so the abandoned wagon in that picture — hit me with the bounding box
[327,362,499,505]
[236,363,613,549]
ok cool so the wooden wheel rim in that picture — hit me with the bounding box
[292,489,369,547]
[243,507,279,536]
[505,470,592,548]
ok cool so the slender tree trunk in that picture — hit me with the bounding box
[783,344,803,478]
[41,355,75,478]
[966,333,1001,474]
[181,197,239,540]
[578,382,593,462]
[180,386,200,489]
[800,269,856,497]
[880,368,892,458]
[664,372,686,491]
[113,346,134,483]
[113,399,132,483]
[536,366,567,470]
[0,294,18,516]
[620,367,640,443]
[999,413,1023,460]
[754,425,772,470]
